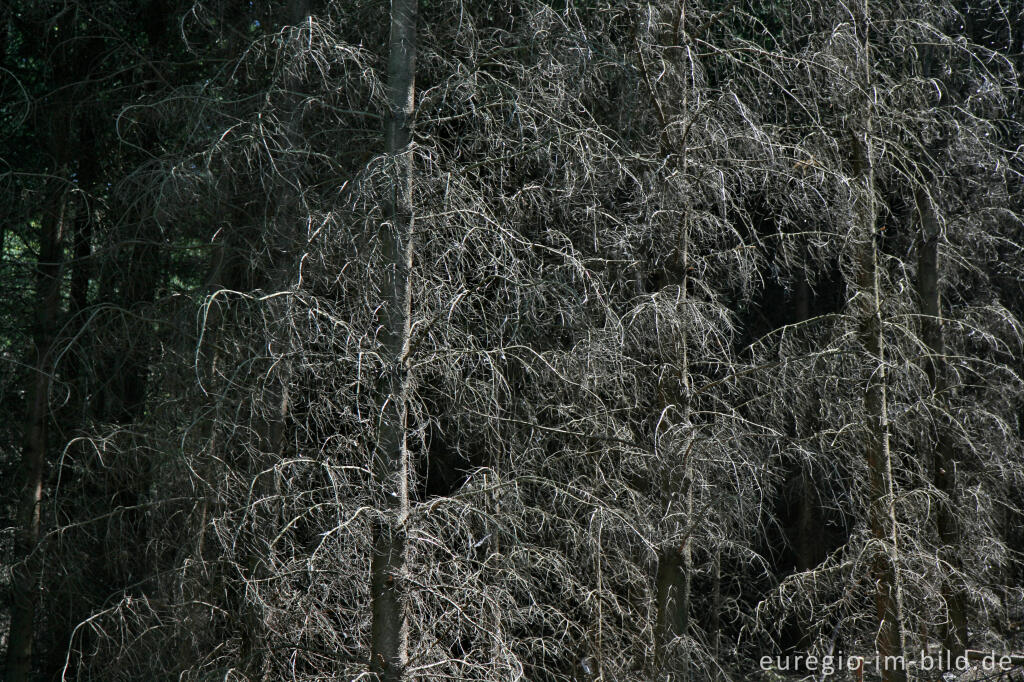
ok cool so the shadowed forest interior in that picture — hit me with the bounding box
[2,1,1024,680]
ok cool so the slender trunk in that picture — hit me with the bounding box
[679,479,692,682]
[709,549,721,678]
[370,1,416,679]
[593,514,605,680]
[796,468,824,571]
[852,128,907,682]
[484,473,504,665]
[793,269,824,573]
[654,482,692,679]
[915,188,967,656]
[69,132,97,322]
[5,176,68,682]
[68,208,92,315]
[655,546,684,672]
[851,7,906,679]
[655,204,692,680]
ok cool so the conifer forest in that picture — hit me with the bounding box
[3,1,1024,680]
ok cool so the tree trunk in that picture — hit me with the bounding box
[852,128,907,682]
[655,230,693,680]
[68,130,98,322]
[654,494,692,680]
[709,549,721,678]
[850,6,906,678]
[915,188,967,657]
[793,269,825,573]
[370,1,416,680]
[655,545,683,670]
[5,175,68,682]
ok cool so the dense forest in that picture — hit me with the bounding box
[2,1,1023,680]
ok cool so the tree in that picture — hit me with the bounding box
[370,0,417,678]
[4,2,1023,680]
[5,7,80,677]
[726,0,1023,672]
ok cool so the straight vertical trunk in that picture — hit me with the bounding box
[654,481,692,679]
[68,130,98,322]
[915,188,967,657]
[5,177,67,682]
[655,210,692,679]
[370,1,416,680]
[793,269,825,573]
[709,549,721,678]
[796,468,824,571]
[852,128,907,682]
[852,8,906,679]
[655,546,684,668]
[679,483,692,682]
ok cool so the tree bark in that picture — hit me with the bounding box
[793,269,825,573]
[852,128,907,682]
[849,6,906,679]
[709,549,721,678]
[654,486,692,680]
[5,174,68,682]
[655,211,693,680]
[915,188,967,657]
[655,545,685,673]
[370,1,416,680]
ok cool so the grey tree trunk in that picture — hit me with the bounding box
[850,7,906,679]
[655,208,692,680]
[654,456,693,680]
[852,128,907,682]
[5,176,68,682]
[370,1,416,680]
[709,549,721,677]
[655,545,684,671]
[915,188,967,657]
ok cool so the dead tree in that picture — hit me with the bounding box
[370,0,417,679]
